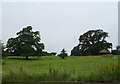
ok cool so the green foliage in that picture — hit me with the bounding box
[112,45,120,55]
[6,26,44,59]
[58,49,68,59]
[71,45,81,56]
[116,45,120,51]
[42,51,57,56]
[71,29,112,56]
[112,50,120,55]
[49,52,57,56]
[0,43,8,58]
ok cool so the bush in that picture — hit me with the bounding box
[111,50,120,55]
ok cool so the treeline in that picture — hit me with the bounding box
[1,26,68,59]
[111,46,120,55]
[1,26,120,59]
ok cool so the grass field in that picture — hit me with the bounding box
[2,55,119,83]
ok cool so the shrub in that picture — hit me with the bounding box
[111,50,120,55]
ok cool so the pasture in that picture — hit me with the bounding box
[2,55,119,83]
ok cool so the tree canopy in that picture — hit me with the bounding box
[6,26,44,59]
[58,49,68,59]
[71,29,112,56]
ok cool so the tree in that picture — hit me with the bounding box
[0,42,8,58]
[116,45,120,51]
[6,26,44,59]
[49,52,57,56]
[71,45,81,56]
[71,29,112,56]
[58,49,68,59]
[111,45,120,55]
[1,43,5,57]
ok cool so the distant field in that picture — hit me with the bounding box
[2,55,119,83]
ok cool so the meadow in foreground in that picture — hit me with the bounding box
[2,55,119,83]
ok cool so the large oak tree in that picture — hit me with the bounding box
[71,29,112,56]
[6,26,44,59]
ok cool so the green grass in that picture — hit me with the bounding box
[2,55,119,83]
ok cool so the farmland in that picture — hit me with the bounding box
[2,55,119,83]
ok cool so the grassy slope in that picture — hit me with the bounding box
[2,55,119,82]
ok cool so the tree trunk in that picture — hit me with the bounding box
[61,56,65,59]
[26,56,29,60]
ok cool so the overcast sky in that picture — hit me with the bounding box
[2,2,118,55]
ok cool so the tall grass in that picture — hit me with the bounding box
[2,64,119,83]
[2,67,33,82]
[98,64,119,82]
[76,64,119,83]
[35,68,71,81]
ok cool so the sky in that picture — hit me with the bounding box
[2,2,118,55]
